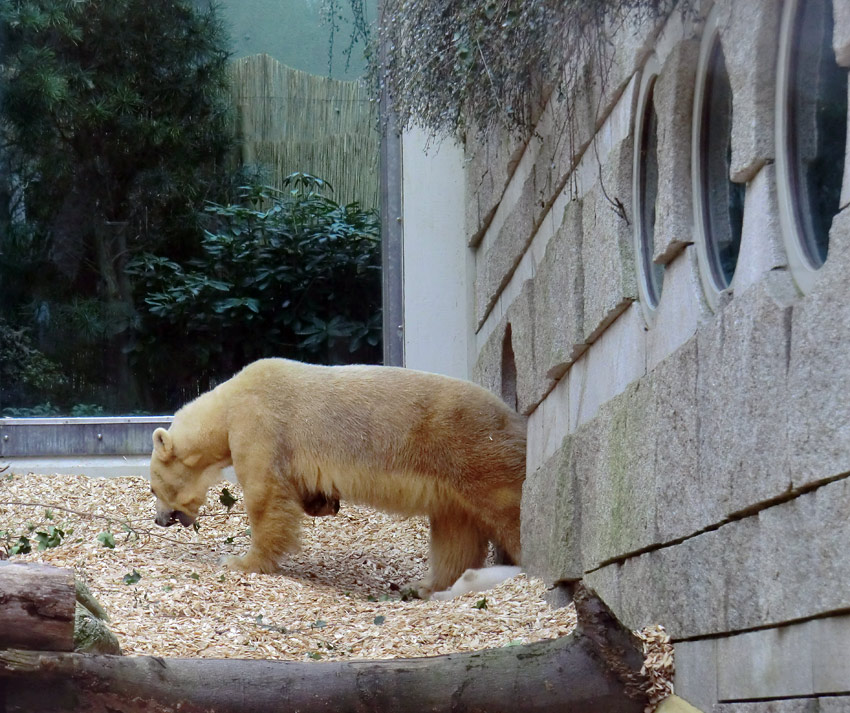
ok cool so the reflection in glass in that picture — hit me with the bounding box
[700,39,744,290]
[788,0,848,268]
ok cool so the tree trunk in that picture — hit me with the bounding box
[0,562,75,652]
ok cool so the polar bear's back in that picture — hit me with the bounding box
[225,358,526,515]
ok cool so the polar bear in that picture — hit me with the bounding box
[149,358,526,595]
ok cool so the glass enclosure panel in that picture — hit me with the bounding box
[788,0,848,268]
[638,76,663,309]
[0,0,380,416]
[700,39,744,291]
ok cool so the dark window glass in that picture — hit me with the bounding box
[638,77,664,308]
[700,39,744,290]
[788,0,848,267]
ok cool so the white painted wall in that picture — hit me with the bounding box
[400,128,471,380]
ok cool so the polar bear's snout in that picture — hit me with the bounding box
[154,508,195,528]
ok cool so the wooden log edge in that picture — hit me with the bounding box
[0,625,649,713]
[0,561,75,652]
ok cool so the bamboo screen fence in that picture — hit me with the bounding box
[229,54,379,209]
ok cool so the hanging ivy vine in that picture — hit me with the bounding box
[324,0,693,138]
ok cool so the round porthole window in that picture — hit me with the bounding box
[633,57,664,325]
[692,9,745,309]
[777,0,849,293]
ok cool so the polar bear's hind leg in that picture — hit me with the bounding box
[416,509,489,596]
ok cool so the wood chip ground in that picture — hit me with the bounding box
[0,471,673,707]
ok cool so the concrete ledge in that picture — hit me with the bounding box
[3,458,237,481]
[0,417,172,458]
[4,457,152,479]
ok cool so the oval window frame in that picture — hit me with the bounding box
[633,55,664,327]
[691,7,743,311]
[776,0,848,294]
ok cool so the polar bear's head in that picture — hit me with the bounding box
[149,427,218,529]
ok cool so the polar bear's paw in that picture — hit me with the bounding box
[220,553,280,575]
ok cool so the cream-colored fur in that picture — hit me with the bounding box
[149,358,526,594]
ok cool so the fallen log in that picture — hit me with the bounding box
[0,562,75,652]
[0,565,648,712]
[0,623,647,713]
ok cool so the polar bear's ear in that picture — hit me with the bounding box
[152,428,174,461]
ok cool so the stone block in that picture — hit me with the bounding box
[475,177,538,326]
[731,164,789,295]
[464,127,525,246]
[472,316,507,399]
[718,0,781,182]
[717,624,814,700]
[582,562,621,618]
[714,700,836,713]
[520,434,582,583]
[581,135,638,344]
[533,198,585,379]
[526,376,571,474]
[674,639,718,713]
[653,39,699,264]
[695,281,792,520]
[651,338,708,543]
[810,615,850,693]
[604,477,850,640]
[569,305,646,431]
[821,699,850,713]
[645,246,706,372]
[573,379,657,570]
[757,478,850,626]
[504,280,538,414]
[787,210,850,488]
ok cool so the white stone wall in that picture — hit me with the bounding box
[399,128,471,380]
[400,1,850,710]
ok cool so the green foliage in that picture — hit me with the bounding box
[128,173,382,410]
[374,0,692,137]
[219,487,238,512]
[0,0,233,240]
[1,509,69,555]
[0,319,69,413]
[0,0,234,414]
[123,569,142,585]
[473,597,488,610]
[96,531,116,549]
[35,524,65,550]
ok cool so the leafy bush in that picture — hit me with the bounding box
[0,319,69,413]
[127,174,381,410]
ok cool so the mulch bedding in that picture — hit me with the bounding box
[0,470,673,708]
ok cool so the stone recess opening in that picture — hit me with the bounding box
[500,324,518,412]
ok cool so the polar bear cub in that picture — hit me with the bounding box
[149,358,526,595]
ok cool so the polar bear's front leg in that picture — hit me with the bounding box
[222,459,303,574]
